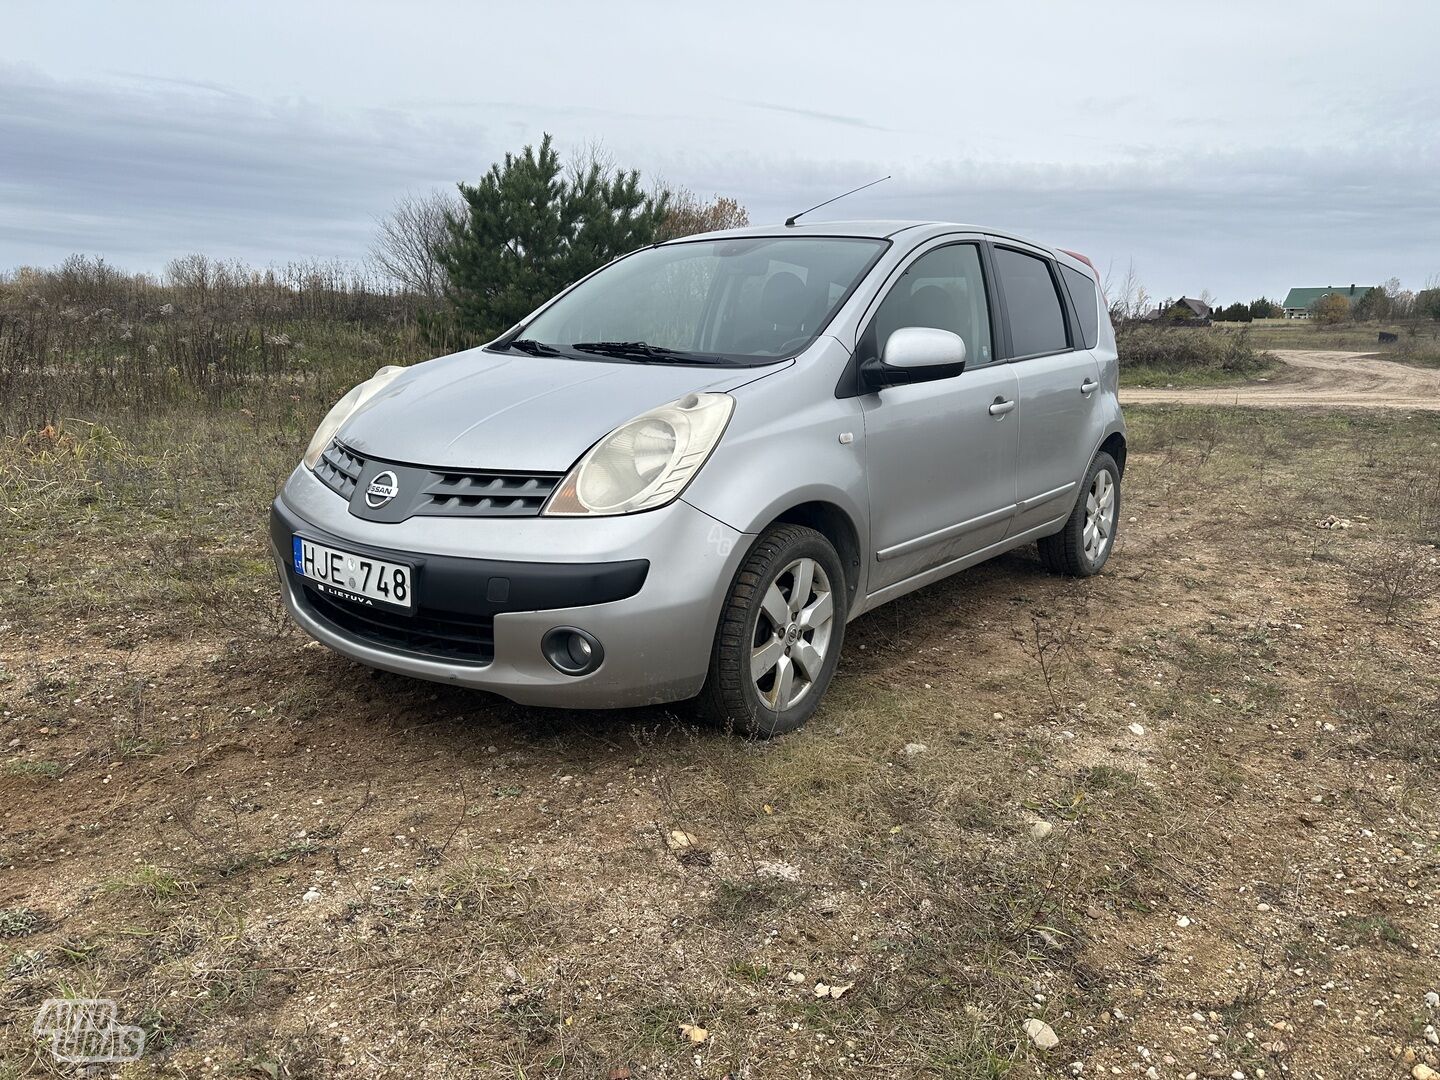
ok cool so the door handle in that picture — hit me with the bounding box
[1080,378,1099,395]
[988,398,1016,417]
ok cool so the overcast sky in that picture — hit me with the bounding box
[4,0,1438,302]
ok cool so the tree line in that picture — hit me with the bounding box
[1209,297,1282,322]
[1211,280,1440,325]
[1107,261,1440,327]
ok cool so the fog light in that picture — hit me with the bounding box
[542,627,604,676]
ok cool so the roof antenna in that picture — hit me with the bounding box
[785,175,891,227]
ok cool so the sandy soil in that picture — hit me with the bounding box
[1125,350,1440,410]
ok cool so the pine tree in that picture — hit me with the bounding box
[432,135,670,344]
[1351,287,1389,322]
[1248,296,1282,319]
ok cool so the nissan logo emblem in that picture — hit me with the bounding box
[365,470,400,509]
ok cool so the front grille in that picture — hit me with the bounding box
[423,470,561,516]
[315,441,364,499]
[318,440,561,519]
[297,585,494,665]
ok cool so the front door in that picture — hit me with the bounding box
[858,242,1020,594]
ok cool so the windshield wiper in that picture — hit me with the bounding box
[570,341,726,364]
[496,338,565,357]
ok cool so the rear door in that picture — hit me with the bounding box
[857,240,1020,595]
[989,243,1103,535]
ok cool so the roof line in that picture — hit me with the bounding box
[884,222,939,238]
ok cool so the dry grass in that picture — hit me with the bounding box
[1116,323,1279,387]
[1,295,1439,1077]
[0,254,436,431]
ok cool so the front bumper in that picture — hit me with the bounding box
[271,466,749,708]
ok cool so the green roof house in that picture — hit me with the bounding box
[1282,284,1377,319]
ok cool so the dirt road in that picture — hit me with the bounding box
[1124,348,1440,409]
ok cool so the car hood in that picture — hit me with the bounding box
[336,348,782,472]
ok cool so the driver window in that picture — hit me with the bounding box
[868,244,993,365]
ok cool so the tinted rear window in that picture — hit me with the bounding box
[1061,265,1099,349]
[994,247,1068,357]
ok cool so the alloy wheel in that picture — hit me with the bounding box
[1083,468,1116,563]
[750,557,835,711]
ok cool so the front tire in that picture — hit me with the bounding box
[697,524,846,737]
[1037,450,1121,577]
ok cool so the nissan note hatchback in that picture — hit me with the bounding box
[272,221,1126,735]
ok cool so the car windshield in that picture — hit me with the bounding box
[493,236,887,366]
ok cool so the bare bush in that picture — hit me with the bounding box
[1312,293,1350,326]
[1334,678,1440,765]
[1012,613,1083,722]
[369,189,461,300]
[1116,323,1273,379]
[1416,474,1440,545]
[1347,541,1440,622]
[656,189,750,241]
[1105,259,1150,323]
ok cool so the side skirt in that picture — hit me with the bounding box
[854,514,1069,616]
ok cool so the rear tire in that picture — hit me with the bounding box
[696,524,846,737]
[1037,451,1120,577]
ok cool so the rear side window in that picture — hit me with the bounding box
[1060,265,1099,349]
[994,247,1068,357]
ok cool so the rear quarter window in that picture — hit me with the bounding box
[1060,265,1100,350]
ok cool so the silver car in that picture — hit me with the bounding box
[272,221,1125,735]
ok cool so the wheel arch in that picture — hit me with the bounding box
[765,500,863,613]
[1098,430,1127,475]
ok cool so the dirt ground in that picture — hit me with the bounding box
[2,406,1438,1079]
[1124,350,1440,410]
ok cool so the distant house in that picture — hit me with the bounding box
[1282,284,1377,319]
[1142,296,1212,322]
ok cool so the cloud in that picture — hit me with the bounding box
[2,62,1436,301]
[733,99,892,132]
[674,143,1440,301]
[0,65,489,269]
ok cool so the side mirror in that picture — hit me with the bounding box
[863,327,967,390]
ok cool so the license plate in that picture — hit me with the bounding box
[293,536,413,610]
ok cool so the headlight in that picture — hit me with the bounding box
[545,392,734,516]
[303,366,406,470]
